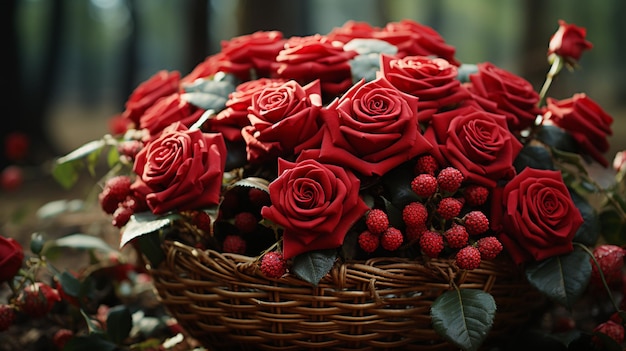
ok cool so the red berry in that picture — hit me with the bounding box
[234,212,258,234]
[358,230,380,253]
[99,176,132,214]
[0,304,16,331]
[117,140,143,160]
[191,210,212,233]
[476,236,503,260]
[411,174,438,198]
[0,165,23,192]
[402,202,429,228]
[436,197,463,220]
[593,320,625,346]
[112,205,133,228]
[381,227,404,251]
[260,252,286,278]
[415,154,439,175]
[463,211,489,235]
[406,224,427,242]
[444,225,469,249]
[419,230,444,258]
[222,235,246,254]
[16,282,61,318]
[463,185,489,207]
[365,209,389,235]
[590,244,625,288]
[456,246,481,270]
[248,188,271,207]
[437,167,464,193]
[53,328,74,350]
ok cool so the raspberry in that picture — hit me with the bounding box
[411,174,438,198]
[419,230,444,258]
[381,227,404,251]
[365,209,389,235]
[590,245,625,288]
[437,167,464,193]
[53,328,74,350]
[248,187,271,207]
[463,185,489,207]
[222,235,246,254]
[0,165,23,192]
[191,210,212,233]
[117,140,143,160]
[444,225,469,249]
[0,304,16,331]
[406,224,427,242]
[112,205,133,228]
[436,197,463,220]
[260,252,287,278]
[99,176,132,214]
[234,211,258,234]
[415,154,439,175]
[476,236,503,260]
[456,246,481,270]
[16,282,61,318]
[402,202,428,228]
[593,320,625,346]
[358,230,379,253]
[463,211,489,235]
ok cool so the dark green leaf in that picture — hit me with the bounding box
[569,190,599,246]
[80,309,104,334]
[381,162,420,208]
[381,196,404,231]
[536,125,578,153]
[592,331,623,351]
[63,334,117,351]
[107,146,120,168]
[431,289,496,351]
[136,232,166,267]
[43,234,116,256]
[181,92,228,111]
[513,145,554,172]
[106,305,132,344]
[292,249,337,286]
[224,140,247,170]
[56,271,81,298]
[30,232,45,255]
[56,139,106,164]
[457,64,478,83]
[36,199,84,219]
[230,177,270,192]
[525,248,591,308]
[598,209,626,246]
[119,212,178,248]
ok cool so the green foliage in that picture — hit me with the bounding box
[181,72,237,111]
[106,305,132,344]
[525,248,591,309]
[599,208,626,246]
[536,125,578,154]
[52,137,121,189]
[291,249,337,286]
[513,145,554,172]
[569,190,600,246]
[431,288,496,351]
[119,212,179,248]
[42,233,117,258]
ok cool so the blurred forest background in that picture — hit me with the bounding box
[2,0,626,168]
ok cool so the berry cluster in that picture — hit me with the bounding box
[98,175,147,228]
[358,154,503,270]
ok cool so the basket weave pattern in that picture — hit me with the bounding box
[149,240,544,351]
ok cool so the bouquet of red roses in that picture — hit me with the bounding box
[49,19,625,350]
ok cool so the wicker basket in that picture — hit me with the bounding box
[148,240,545,351]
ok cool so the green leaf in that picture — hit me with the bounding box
[52,160,83,189]
[598,208,626,246]
[513,145,554,172]
[56,271,81,298]
[136,232,166,267]
[43,234,116,256]
[80,308,104,334]
[525,248,591,308]
[381,162,420,208]
[56,139,107,164]
[593,331,624,351]
[291,249,337,286]
[431,288,496,351]
[457,64,478,83]
[106,305,132,344]
[569,190,599,246]
[536,125,578,153]
[63,334,118,351]
[107,146,120,168]
[119,211,178,248]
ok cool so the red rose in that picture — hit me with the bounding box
[242,80,322,163]
[0,236,23,282]
[122,70,180,126]
[548,20,593,64]
[181,52,225,86]
[210,78,288,142]
[491,167,584,264]
[220,31,285,80]
[378,20,459,65]
[261,158,368,259]
[465,62,541,132]
[275,35,357,99]
[139,93,205,138]
[380,54,470,123]
[132,122,227,214]
[298,76,432,177]
[424,106,523,187]
[543,93,613,167]
[326,21,379,43]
